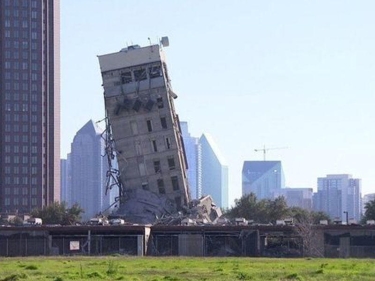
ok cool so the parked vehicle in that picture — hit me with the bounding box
[88,217,108,226]
[25,217,42,225]
[109,218,125,225]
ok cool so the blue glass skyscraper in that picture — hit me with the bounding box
[179,122,199,200]
[199,133,228,209]
[242,161,285,200]
[67,120,117,221]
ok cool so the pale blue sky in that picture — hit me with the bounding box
[61,1,375,205]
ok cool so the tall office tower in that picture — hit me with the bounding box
[69,120,116,221]
[98,39,190,223]
[199,133,228,209]
[180,121,199,200]
[0,0,60,213]
[277,187,313,210]
[242,161,285,200]
[60,153,72,205]
[313,174,362,222]
[60,157,69,204]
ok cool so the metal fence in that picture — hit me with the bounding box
[0,232,142,257]
[149,231,260,257]
[0,233,47,256]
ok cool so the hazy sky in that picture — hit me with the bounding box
[61,1,375,205]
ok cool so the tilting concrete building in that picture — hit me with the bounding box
[98,39,190,223]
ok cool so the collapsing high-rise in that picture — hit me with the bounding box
[98,38,190,223]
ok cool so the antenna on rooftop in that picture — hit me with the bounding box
[160,36,169,48]
[148,37,151,45]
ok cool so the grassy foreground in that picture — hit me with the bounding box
[0,256,375,281]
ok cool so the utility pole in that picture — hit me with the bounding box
[343,211,349,225]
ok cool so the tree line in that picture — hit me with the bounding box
[224,193,375,225]
[3,194,375,226]
[224,193,328,225]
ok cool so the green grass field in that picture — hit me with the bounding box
[1,256,375,280]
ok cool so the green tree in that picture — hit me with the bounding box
[31,201,84,225]
[265,196,289,223]
[288,207,330,225]
[361,199,375,224]
[225,193,290,224]
[9,216,24,226]
[289,206,310,223]
[310,211,330,225]
[63,203,85,225]
[225,194,330,225]
[225,193,259,220]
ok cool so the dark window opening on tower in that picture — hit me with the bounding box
[149,65,162,78]
[175,196,181,208]
[171,176,179,190]
[165,137,171,149]
[160,117,167,129]
[157,97,164,108]
[121,71,132,84]
[132,99,142,112]
[123,98,132,110]
[142,182,149,190]
[157,179,164,187]
[153,160,161,173]
[168,157,175,170]
[134,68,147,81]
[146,120,153,132]
[145,99,154,111]
[152,140,158,152]
[157,179,165,194]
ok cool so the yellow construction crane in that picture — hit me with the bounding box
[254,145,287,161]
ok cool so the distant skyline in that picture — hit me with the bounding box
[61,1,375,206]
